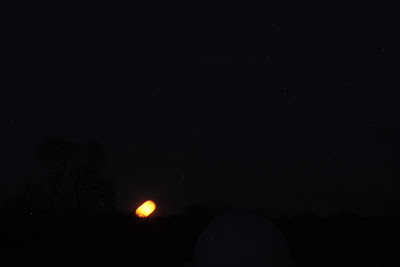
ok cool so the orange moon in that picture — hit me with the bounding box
[135,200,156,218]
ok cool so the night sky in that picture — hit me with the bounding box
[1,1,400,217]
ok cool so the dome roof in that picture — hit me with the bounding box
[192,210,291,266]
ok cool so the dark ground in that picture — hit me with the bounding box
[1,210,398,266]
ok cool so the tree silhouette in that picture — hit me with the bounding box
[38,137,115,214]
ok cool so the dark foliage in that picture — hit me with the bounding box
[35,137,116,215]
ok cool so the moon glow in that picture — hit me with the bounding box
[135,200,156,218]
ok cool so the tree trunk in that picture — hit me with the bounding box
[76,189,81,215]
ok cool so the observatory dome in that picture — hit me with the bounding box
[192,210,292,267]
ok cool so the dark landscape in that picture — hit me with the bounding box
[2,1,400,266]
[1,205,399,266]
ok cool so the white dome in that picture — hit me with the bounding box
[192,210,292,267]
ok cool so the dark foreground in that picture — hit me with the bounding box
[1,211,398,266]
